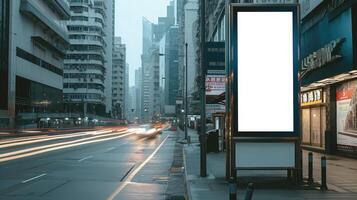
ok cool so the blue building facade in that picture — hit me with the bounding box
[300,1,357,157]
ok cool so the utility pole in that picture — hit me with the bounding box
[184,43,188,140]
[199,0,207,177]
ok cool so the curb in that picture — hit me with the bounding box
[183,145,193,200]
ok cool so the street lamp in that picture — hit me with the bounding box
[184,43,188,140]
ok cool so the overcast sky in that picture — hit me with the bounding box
[115,0,171,86]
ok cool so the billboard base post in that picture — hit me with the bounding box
[229,177,237,200]
[287,169,292,181]
[244,183,254,200]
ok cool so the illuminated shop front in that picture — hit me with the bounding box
[301,1,357,156]
[301,89,326,149]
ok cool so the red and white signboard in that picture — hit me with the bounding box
[336,80,357,153]
[205,75,225,96]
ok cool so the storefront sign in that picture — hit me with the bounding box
[301,38,345,77]
[206,104,225,118]
[205,42,225,74]
[336,80,357,154]
[205,75,225,96]
[301,89,322,106]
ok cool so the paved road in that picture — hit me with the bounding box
[0,127,184,200]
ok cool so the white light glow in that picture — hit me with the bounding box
[237,12,294,132]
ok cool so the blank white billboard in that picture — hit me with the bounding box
[237,12,294,132]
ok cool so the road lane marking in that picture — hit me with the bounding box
[107,134,169,200]
[78,155,93,162]
[120,164,136,182]
[22,173,47,183]
[106,147,116,151]
[0,132,135,162]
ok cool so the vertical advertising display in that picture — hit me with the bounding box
[230,4,299,169]
[237,11,294,132]
[336,80,357,154]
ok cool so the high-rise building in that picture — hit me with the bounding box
[134,68,142,122]
[141,18,153,122]
[184,0,199,114]
[126,86,136,122]
[112,37,126,119]
[164,26,180,106]
[63,0,113,118]
[0,0,70,128]
[141,1,176,121]
[124,63,130,119]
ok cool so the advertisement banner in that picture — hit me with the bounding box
[206,75,225,96]
[336,80,357,154]
[206,104,225,118]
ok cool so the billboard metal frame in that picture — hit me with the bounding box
[226,3,301,177]
[229,3,300,138]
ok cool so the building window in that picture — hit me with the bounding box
[16,47,63,76]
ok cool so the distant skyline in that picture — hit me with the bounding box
[115,0,171,86]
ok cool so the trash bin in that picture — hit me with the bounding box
[207,129,219,153]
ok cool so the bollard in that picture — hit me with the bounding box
[229,177,237,200]
[187,135,191,144]
[320,156,328,191]
[287,169,292,181]
[244,183,254,200]
[308,152,314,185]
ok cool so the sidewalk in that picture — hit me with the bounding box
[183,128,357,200]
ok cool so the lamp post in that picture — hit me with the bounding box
[199,0,207,177]
[184,43,188,140]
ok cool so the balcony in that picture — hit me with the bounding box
[64,59,104,66]
[45,0,71,20]
[63,78,105,85]
[20,0,69,44]
[32,36,67,57]
[69,39,105,47]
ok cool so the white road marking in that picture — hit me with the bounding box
[107,134,169,200]
[78,155,93,162]
[22,173,47,183]
[106,147,116,151]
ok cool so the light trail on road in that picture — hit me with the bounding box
[0,130,129,158]
[0,129,138,163]
[0,129,124,148]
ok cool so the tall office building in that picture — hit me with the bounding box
[184,0,199,114]
[141,18,153,122]
[140,1,176,121]
[112,37,126,119]
[134,68,142,122]
[0,0,70,128]
[63,0,113,118]
[124,63,130,119]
